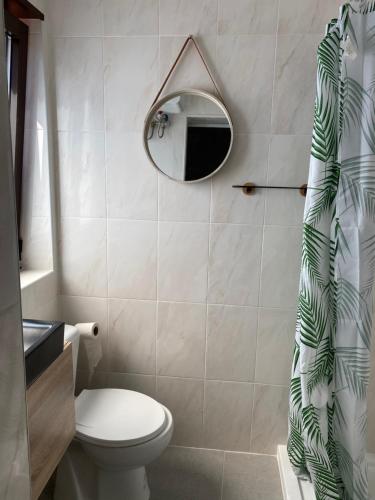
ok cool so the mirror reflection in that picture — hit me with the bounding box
[145,91,233,182]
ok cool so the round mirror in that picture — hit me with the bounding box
[144,89,233,182]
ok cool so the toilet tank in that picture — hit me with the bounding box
[64,324,80,385]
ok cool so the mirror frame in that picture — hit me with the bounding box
[143,89,234,183]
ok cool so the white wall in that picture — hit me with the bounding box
[21,18,53,272]
[20,0,60,321]
[48,0,359,460]
[0,7,30,500]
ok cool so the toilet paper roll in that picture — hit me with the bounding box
[75,322,99,338]
[75,322,102,380]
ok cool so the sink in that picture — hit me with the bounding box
[23,319,65,386]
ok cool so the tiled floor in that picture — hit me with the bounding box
[148,446,283,500]
[41,445,283,499]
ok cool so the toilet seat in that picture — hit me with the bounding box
[75,389,167,448]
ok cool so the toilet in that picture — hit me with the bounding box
[53,325,173,500]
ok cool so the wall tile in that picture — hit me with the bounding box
[48,0,333,462]
[103,0,158,36]
[206,305,257,382]
[216,35,276,134]
[75,369,108,395]
[260,226,302,308]
[157,302,206,378]
[250,384,289,454]
[158,222,209,303]
[211,134,269,224]
[106,131,157,220]
[222,452,283,500]
[208,224,262,306]
[265,135,311,226]
[158,176,211,222]
[107,219,157,300]
[106,372,156,398]
[54,37,104,131]
[272,35,320,134]
[60,218,107,297]
[103,37,158,132]
[25,34,47,131]
[0,304,30,499]
[23,38,51,269]
[22,127,50,219]
[21,31,52,276]
[57,131,106,218]
[21,217,53,271]
[265,191,305,227]
[29,296,61,323]
[21,272,58,319]
[159,36,217,94]
[278,0,341,35]
[269,135,311,180]
[108,298,156,374]
[48,0,103,36]
[157,377,204,447]
[204,381,253,451]
[159,0,218,35]
[255,308,296,386]
[218,0,278,35]
[60,295,108,373]
[149,447,224,500]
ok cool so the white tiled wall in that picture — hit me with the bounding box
[49,0,344,456]
[20,8,60,322]
[21,18,53,272]
[0,7,30,498]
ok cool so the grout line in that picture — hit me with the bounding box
[168,443,278,458]
[52,33,311,39]
[91,369,290,389]
[157,0,160,38]
[269,0,281,136]
[216,0,220,38]
[54,127,312,138]
[155,177,160,384]
[257,0,282,312]
[249,309,260,452]
[60,293,298,311]
[101,29,111,379]
[58,215,304,229]
[220,450,225,500]
[249,0,282,452]
[53,34,160,39]
[155,0,160,386]
[155,0,160,390]
[202,177,213,435]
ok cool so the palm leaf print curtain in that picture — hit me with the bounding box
[288,3,375,499]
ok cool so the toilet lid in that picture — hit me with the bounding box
[75,389,167,447]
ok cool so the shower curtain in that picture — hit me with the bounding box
[288,2,375,499]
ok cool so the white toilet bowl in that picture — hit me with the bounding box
[54,326,173,500]
[55,389,173,500]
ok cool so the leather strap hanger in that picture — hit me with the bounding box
[151,35,224,106]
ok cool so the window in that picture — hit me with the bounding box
[4,0,44,263]
[5,10,28,260]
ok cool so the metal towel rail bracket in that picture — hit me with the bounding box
[232,183,308,197]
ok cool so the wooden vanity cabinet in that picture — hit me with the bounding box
[26,343,75,500]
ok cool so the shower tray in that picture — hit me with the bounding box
[277,445,375,500]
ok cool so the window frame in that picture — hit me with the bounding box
[4,10,28,259]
